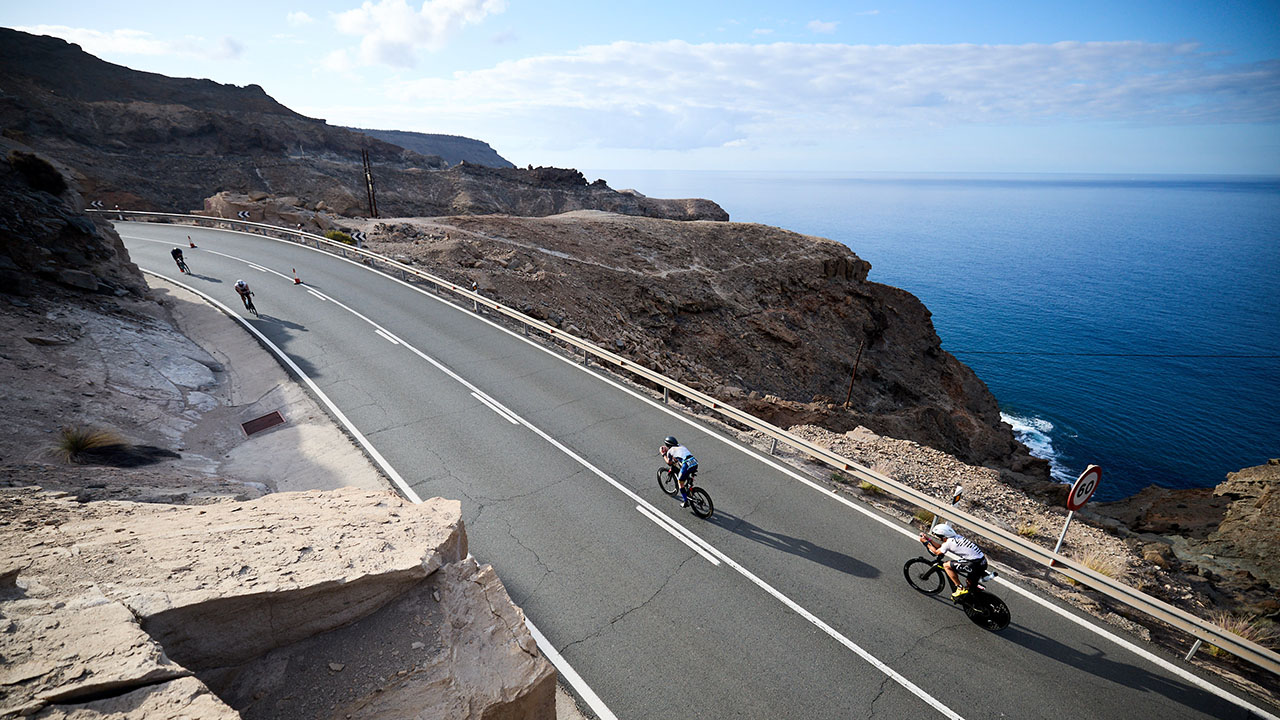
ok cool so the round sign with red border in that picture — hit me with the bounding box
[1067,465,1102,511]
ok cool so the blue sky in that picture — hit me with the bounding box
[6,1,1279,173]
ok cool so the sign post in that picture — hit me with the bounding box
[1053,465,1102,556]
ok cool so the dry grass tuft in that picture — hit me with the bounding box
[51,426,122,463]
[858,480,885,495]
[1205,612,1280,657]
[1016,520,1041,538]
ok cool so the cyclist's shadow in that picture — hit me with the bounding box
[708,509,879,579]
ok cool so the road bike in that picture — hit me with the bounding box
[903,539,1010,631]
[657,465,714,519]
[175,257,189,274]
[240,294,258,317]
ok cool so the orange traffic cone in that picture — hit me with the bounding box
[292,268,303,285]
[188,236,197,248]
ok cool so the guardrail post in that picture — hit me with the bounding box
[1185,639,1203,661]
[663,388,669,404]
[770,438,778,455]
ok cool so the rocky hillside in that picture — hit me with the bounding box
[347,127,515,168]
[0,28,721,221]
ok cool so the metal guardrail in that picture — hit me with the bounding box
[97,209,1280,677]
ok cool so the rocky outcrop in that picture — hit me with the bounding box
[356,212,1035,474]
[0,138,144,298]
[347,127,515,168]
[1091,459,1280,619]
[0,28,722,222]
[0,487,555,720]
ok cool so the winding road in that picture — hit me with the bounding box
[122,223,1277,720]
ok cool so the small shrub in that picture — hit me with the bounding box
[325,230,354,245]
[52,426,122,463]
[913,509,936,526]
[9,151,67,195]
[1016,520,1041,537]
[830,471,850,485]
[1205,611,1279,657]
[858,480,884,495]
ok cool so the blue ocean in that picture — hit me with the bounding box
[589,170,1280,501]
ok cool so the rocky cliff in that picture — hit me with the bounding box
[0,28,721,221]
[347,127,515,168]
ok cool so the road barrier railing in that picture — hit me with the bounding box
[99,209,1280,677]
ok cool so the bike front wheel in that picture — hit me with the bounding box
[687,487,713,519]
[963,592,1011,631]
[658,468,679,495]
[903,558,945,595]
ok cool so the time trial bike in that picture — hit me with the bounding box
[903,538,1010,631]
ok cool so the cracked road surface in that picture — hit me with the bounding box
[123,224,1276,720]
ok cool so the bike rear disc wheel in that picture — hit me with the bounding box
[658,468,679,495]
[687,487,713,519]
[963,592,1011,631]
[903,558,945,595]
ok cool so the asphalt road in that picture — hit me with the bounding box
[121,223,1278,720]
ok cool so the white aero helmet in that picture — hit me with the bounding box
[933,523,958,538]
[235,279,247,288]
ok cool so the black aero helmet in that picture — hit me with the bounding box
[663,436,678,447]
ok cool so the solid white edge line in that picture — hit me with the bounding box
[636,505,720,565]
[133,224,1268,719]
[995,580,1280,720]
[307,289,328,301]
[139,268,423,506]
[248,263,269,272]
[375,328,400,345]
[470,392,520,425]
[526,619,620,720]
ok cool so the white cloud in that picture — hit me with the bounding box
[373,40,1280,154]
[856,10,880,16]
[752,28,774,37]
[807,20,839,34]
[333,0,507,68]
[287,11,315,26]
[16,25,245,61]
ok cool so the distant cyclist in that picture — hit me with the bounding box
[920,523,987,599]
[170,246,188,273]
[660,436,698,507]
[234,279,254,311]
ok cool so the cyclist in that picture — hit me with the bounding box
[920,523,987,600]
[170,246,186,273]
[234,279,254,310]
[660,436,698,507]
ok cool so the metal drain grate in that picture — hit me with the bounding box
[241,411,285,436]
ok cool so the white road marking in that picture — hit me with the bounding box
[128,224,1276,720]
[307,289,328,301]
[375,328,400,345]
[637,505,720,565]
[247,263,269,273]
[471,391,519,424]
[526,619,620,720]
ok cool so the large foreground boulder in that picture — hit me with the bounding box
[0,487,555,719]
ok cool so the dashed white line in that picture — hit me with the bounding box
[307,289,328,301]
[375,328,400,345]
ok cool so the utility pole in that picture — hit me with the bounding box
[843,341,865,407]
[361,147,379,218]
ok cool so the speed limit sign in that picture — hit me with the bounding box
[1066,465,1102,511]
